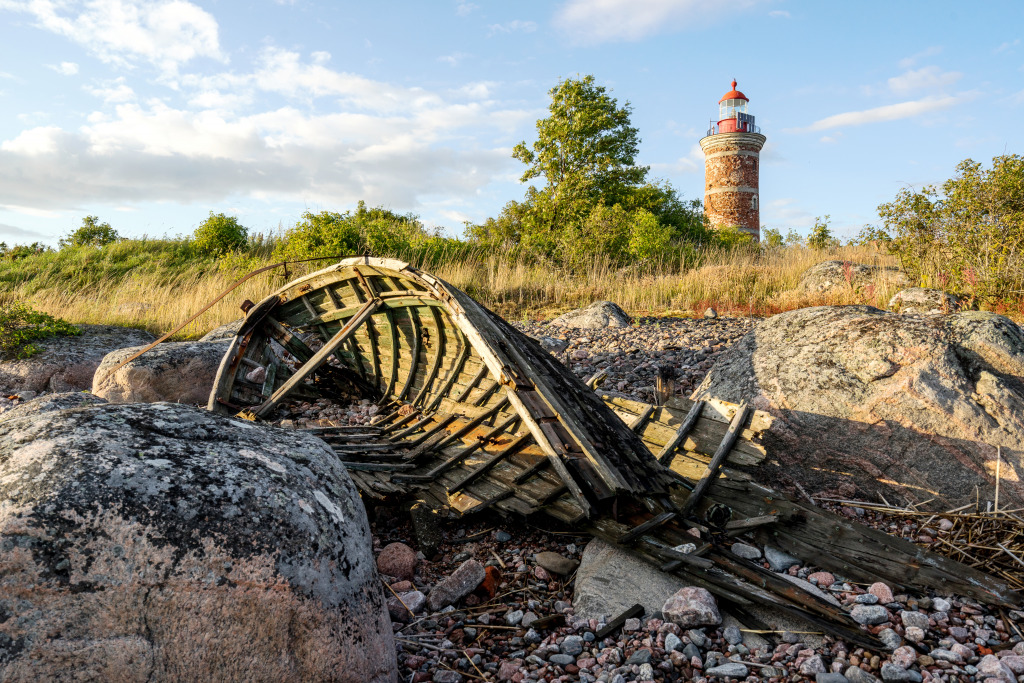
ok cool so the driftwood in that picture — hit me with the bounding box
[208,257,1023,646]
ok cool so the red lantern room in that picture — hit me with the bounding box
[709,80,759,135]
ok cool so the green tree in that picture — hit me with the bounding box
[59,215,119,249]
[471,75,706,266]
[192,212,248,257]
[274,202,433,262]
[877,155,1024,299]
[807,215,837,250]
[761,227,784,248]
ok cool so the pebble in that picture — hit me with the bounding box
[730,542,762,560]
[706,662,748,677]
[723,625,743,645]
[851,605,890,625]
[869,582,895,604]
[560,635,584,656]
[879,662,922,682]
[899,610,929,630]
[764,545,800,571]
[879,628,902,650]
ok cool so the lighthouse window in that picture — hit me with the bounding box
[751,195,758,210]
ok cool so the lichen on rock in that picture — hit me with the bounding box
[0,399,396,682]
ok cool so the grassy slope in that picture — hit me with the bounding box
[3,241,1015,338]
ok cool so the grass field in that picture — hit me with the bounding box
[0,240,953,339]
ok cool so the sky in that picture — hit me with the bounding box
[1,0,1022,246]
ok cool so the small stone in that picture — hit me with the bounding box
[880,663,921,682]
[498,660,521,681]
[850,605,890,625]
[904,626,924,643]
[664,633,683,653]
[705,662,748,678]
[494,530,512,542]
[686,629,708,648]
[377,542,418,581]
[626,649,653,665]
[854,594,879,604]
[638,662,655,681]
[427,559,486,611]
[800,655,827,675]
[868,582,895,604]
[683,643,701,660]
[723,625,743,645]
[845,665,882,683]
[891,647,917,669]
[932,597,951,612]
[524,629,542,644]
[521,611,538,628]
[808,571,836,587]
[816,675,850,683]
[535,551,579,576]
[764,545,800,571]
[730,542,762,560]
[623,618,641,632]
[505,610,523,626]
[561,635,585,656]
[703,307,719,319]
[899,610,929,630]
[662,587,721,628]
[878,628,902,650]
[549,654,575,667]
[433,671,463,683]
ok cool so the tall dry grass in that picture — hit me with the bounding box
[3,243,919,338]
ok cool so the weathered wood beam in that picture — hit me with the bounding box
[657,400,705,465]
[413,306,446,407]
[447,431,533,495]
[422,339,472,414]
[254,298,382,418]
[453,363,488,403]
[678,403,751,518]
[396,308,421,402]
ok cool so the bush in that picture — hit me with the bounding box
[0,301,80,360]
[877,155,1024,300]
[192,212,248,257]
[761,228,784,248]
[59,216,119,249]
[2,242,51,261]
[807,215,838,250]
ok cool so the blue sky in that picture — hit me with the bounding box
[1,0,1022,246]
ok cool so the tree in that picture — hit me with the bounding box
[877,155,1024,299]
[761,227,784,248]
[471,75,706,266]
[807,215,837,250]
[59,216,119,249]
[192,212,248,257]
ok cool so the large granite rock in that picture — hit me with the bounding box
[550,301,632,329]
[92,341,230,404]
[888,287,967,315]
[798,260,909,295]
[0,324,155,393]
[694,306,1024,508]
[200,319,244,342]
[0,400,396,682]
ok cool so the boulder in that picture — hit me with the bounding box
[798,260,909,295]
[889,287,966,314]
[574,537,688,619]
[200,319,244,342]
[92,340,230,404]
[0,324,155,394]
[0,400,396,682]
[549,301,632,329]
[694,306,1024,508]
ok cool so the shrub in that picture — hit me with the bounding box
[192,212,248,257]
[0,301,80,360]
[807,215,838,250]
[761,227,784,248]
[59,216,119,249]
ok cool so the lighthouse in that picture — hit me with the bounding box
[699,80,766,241]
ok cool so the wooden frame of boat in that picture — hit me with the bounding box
[209,256,1021,643]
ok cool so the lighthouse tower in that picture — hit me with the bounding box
[699,80,766,240]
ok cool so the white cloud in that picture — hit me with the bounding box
[994,39,1020,54]
[487,20,537,35]
[649,143,703,174]
[791,95,967,133]
[554,0,768,43]
[438,52,469,67]
[898,46,942,69]
[768,10,789,17]
[455,1,478,16]
[0,60,533,212]
[0,0,224,74]
[49,61,79,75]
[887,66,961,94]
[88,78,136,103]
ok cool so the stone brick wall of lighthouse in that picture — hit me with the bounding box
[699,132,766,239]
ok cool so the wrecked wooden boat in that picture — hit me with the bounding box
[209,257,1022,644]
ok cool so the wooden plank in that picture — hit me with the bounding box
[413,306,447,407]
[657,400,705,465]
[382,310,399,401]
[404,398,511,460]
[595,605,644,639]
[628,404,656,433]
[254,298,382,418]
[678,404,751,517]
[616,511,678,545]
[422,339,472,413]
[447,432,533,495]
[395,414,521,483]
[452,362,489,402]
[396,308,421,402]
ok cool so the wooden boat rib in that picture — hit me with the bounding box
[209,257,1021,643]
